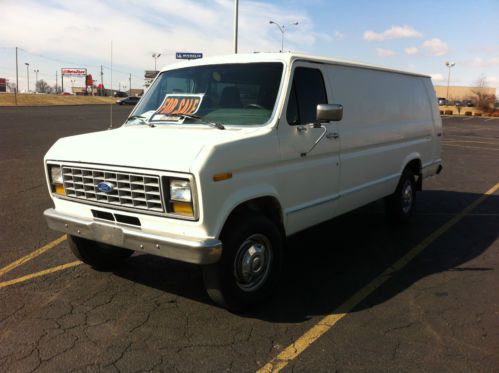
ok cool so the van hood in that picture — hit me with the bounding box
[45,125,253,172]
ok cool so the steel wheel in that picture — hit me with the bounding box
[233,234,273,292]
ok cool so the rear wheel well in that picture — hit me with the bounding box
[405,158,422,191]
[221,197,285,239]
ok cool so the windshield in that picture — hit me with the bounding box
[131,62,284,126]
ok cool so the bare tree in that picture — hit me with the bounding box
[6,81,17,93]
[36,79,52,94]
[52,85,63,94]
[472,75,496,112]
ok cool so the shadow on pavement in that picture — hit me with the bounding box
[112,190,499,321]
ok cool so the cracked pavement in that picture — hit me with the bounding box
[0,108,498,372]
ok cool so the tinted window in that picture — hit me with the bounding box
[286,67,327,125]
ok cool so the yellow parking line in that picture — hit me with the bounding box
[0,261,82,289]
[0,235,67,277]
[443,144,499,152]
[443,140,499,146]
[257,182,499,373]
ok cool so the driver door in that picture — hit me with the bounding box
[278,62,341,234]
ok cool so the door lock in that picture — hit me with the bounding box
[326,132,339,139]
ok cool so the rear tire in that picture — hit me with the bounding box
[68,235,133,270]
[202,214,283,311]
[385,168,417,223]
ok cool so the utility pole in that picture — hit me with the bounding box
[129,73,132,96]
[55,71,58,94]
[234,0,239,53]
[15,47,18,104]
[100,65,104,96]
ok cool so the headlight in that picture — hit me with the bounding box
[50,166,63,185]
[48,165,65,195]
[169,179,192,202]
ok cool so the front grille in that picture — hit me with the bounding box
[62,166,164,213]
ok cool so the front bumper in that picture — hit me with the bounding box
[44,208,222,265]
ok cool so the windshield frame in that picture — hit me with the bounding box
[127,61,287,129]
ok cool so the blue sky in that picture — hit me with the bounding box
[0,0,498,92]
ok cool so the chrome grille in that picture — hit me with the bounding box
[62,166,164,212]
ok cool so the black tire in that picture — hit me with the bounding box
[202,214,283,311]
[384,168,417,223]
[68,235,133,270]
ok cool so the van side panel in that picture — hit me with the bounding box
[324,64,434,215]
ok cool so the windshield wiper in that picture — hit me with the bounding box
[125,115,155,127]
[178,113,225,130]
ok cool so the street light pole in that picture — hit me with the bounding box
[34,69,39,92]
[24,62,29,92]
[152,53,162,71]
[269,20,299,52]
[234,0,239,54]
[445,61,455,101]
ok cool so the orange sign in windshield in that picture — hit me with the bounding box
[151,94,204,121]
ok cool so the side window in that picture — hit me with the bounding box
[286,67,327,125]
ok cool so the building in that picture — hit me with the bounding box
[434,85,496,101]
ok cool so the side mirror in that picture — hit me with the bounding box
[316,104,343,122]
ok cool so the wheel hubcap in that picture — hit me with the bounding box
[234,234,272,292]
[402,181,413,214]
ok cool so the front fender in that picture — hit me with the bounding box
[212,183,282,239]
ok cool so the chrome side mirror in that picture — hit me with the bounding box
[316,104,343,122]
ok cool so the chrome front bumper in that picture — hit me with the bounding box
[44,208,222,265]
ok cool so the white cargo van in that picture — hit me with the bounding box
[44,53,442,310]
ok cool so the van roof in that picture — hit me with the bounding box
[160,52,430,79]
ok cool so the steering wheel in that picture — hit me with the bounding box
[245,103,265,109]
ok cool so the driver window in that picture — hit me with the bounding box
[286,67,327,126]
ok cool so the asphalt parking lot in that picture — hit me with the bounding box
[0,106,498,372]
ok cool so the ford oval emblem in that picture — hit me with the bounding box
[97,181,114,193]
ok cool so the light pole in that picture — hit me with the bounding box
[269,20,299,52]
[152,53,162,71]
[234,0,239,53]
[34,69,39,92]
[445,61,455,101]
[24,62,29,92]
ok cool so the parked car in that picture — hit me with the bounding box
[438,97,448,106]
[43,53,442,310]
[116,96,140,105]
[463,100,474,107]
[114,91,128,98]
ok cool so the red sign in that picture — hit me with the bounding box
[61,68,86,76]
[0,78,6,85]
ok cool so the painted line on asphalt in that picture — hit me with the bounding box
[257,182,499,373]
[0,261,82,289]
[443,140,499,146]
[443,144,499,152]
[0,235,67,277]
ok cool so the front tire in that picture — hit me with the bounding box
[385,168,417,223]
[68,235,133,270]
[202,214,283,311]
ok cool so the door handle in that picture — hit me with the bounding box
[326,132,339,139]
